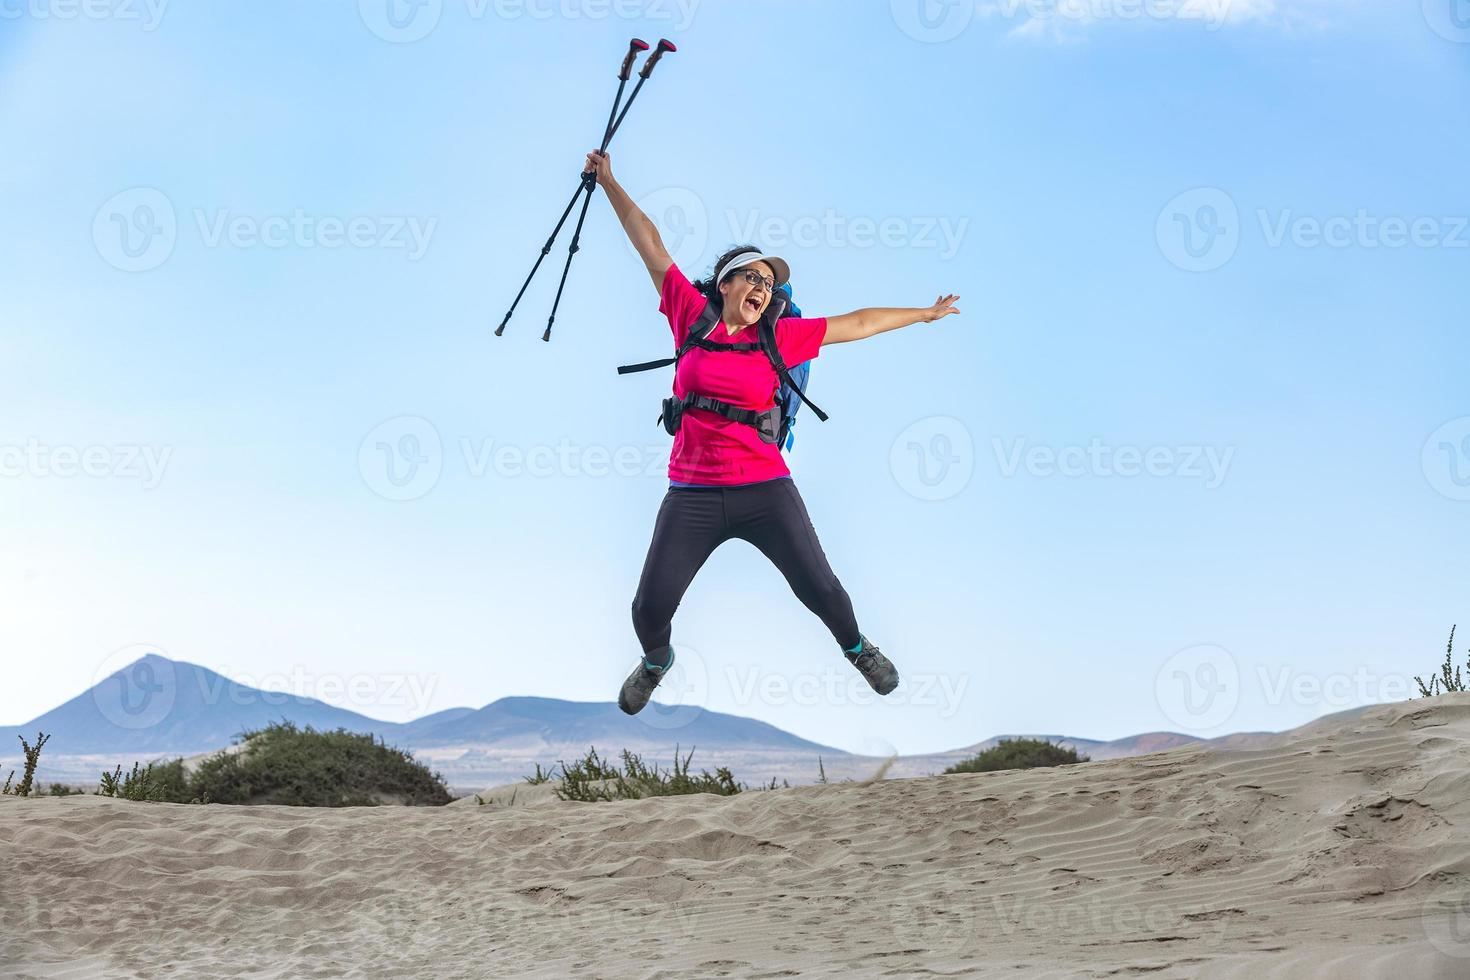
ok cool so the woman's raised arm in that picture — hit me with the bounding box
[821,294,961,346]
[586,150,672,294]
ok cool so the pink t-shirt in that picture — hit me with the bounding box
[658,262,827,484]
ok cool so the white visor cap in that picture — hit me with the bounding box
[715,250,790,291]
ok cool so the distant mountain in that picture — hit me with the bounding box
[0,654,837,759]
[0,654,418,755]
[399,695,831,751]
[0,653,1309,794]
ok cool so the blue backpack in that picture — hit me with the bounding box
[773,283,812,452]
[617,282,827,452]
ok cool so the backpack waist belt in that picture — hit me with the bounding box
[659,393,780,444]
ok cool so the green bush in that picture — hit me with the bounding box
[549,746,772,802]
[187,721,452,807]
[98,759,198,803]
[944,738,1090,775]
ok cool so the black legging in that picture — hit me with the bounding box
[631,479,861,655]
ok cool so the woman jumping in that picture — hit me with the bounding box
[584,150,961,715]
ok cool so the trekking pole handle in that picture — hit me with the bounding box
[639,38,676,79]
[619,38,650,82]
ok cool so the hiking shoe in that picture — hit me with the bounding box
[845,636,899,695]
[618,651,673,715]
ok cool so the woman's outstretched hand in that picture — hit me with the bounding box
[584,150,615,187]
[922,294,961,322]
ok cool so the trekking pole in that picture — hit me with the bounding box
[494,38,649,338]
[540,39,677,342]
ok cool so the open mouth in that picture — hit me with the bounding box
[744,296,762,314]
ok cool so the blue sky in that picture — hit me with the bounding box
[1,1,1467,757]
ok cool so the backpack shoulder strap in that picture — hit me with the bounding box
[759,308,829,422]
[617,298,722,375]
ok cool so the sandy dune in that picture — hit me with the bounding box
[2,696,1467,979]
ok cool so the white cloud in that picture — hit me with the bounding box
[977,0,1357,42]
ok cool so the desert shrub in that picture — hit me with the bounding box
[551,746,746,802]
[944,738,1090,775]
[97,759,197,803]
[523,763,555,785]
[1417,625,1467,697]
[187,721,452,807]
[2,732,50,797]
